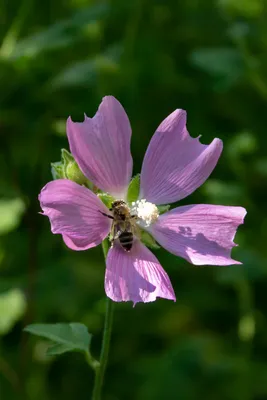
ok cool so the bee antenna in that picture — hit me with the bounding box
[98,210,114,220]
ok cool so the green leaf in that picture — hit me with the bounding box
[0,198,25,235]
[238,313,255,342]
[24,323,92,356]
[140,231,160,250]
[46,343,77,356]
[9,4,108,59]
[51,45,121,89]
[97,193,115,209]
[157,205,171,214]
[127,174,140,203]
[190,47,244,89]
[0,289,26,335]
[218,0,263,18]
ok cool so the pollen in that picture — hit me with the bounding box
[131,199,159,228]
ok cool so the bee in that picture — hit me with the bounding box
[100,200,137,252]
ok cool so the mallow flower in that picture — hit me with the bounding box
[39,96,246,305]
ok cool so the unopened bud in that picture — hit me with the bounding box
[65,160,88,186]
[51,149,94,189]
[51,162,65,180]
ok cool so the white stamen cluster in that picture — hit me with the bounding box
[131,199,159,228]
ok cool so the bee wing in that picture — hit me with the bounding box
[113,222,124,239]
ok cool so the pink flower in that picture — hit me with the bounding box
[39,96,246,305]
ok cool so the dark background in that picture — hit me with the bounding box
[0,0,266,399]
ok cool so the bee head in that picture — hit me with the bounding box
[110,200,130,220]
[110,200,126,210]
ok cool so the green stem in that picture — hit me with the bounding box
[92,240,114,400]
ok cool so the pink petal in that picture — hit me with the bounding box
[149,204,246,265]
[140,109,223,204]
[39,179,111,250]
[105,240,176,305]
[67,96,133,199]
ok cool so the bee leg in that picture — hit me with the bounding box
[98,211,114,219]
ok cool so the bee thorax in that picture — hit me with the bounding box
[131,199,159,228]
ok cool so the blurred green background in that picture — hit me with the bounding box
[0,0,266,399]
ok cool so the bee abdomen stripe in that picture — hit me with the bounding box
[119,234,133,243]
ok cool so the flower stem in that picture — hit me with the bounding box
[92,240,114,400]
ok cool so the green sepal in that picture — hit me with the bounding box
[97,192,115,209]
[157,204,171,214]
[127,174,140,203]
[51,161,65,179]
[140,230,160,250]
[61,148,74,164]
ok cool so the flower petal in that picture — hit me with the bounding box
[140,109,223,204]
[149,204,246,265]
[39,179,112,250]
[67,96,133,199]
[105,240,176,304]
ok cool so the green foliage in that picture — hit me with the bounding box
[4,4,109,59]
[127,174,140,203]
[0,199,25,235]
[0,0,267,399]
[190,47,244,89]
[51,149,92,187]
[51,162,64,180]
[52,45,121,89]
[218,0,264,17]
[140,230,160,250]
[24,323,92,356]
[157,205,171,214]
[97,192,115,209]
[0,289,26,335]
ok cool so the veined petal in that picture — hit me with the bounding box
[39,179,111,250]
[67,96,133,199]
[149,204,246,265]
[105,240,176,305]
[140,109,223,204]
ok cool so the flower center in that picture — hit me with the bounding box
[131,199,159,228]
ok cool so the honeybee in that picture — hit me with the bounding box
[100,200,137,252]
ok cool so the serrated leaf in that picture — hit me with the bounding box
[157,205,171,214]
[127,174,140,203]
[24,323,92,355]
[140,231,160,250]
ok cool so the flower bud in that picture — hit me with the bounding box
[51,162,65,180]
[51,149,93,189]
[64,160,88,185]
